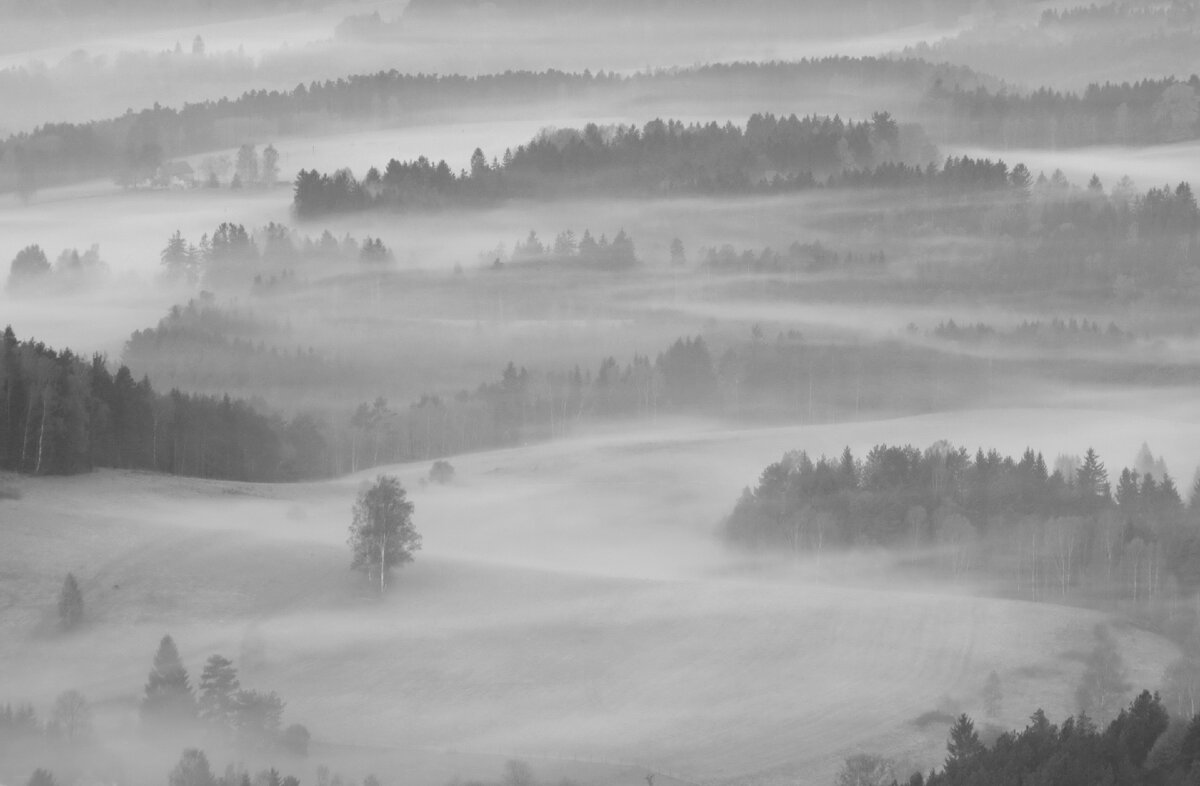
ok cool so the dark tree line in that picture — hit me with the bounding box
[914,691,1193,786]
[726,441,1200,612]
[0,326,301,480]
[291,111,932,216]
[0,57,983,194]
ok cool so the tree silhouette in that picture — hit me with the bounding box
[57,573,83,630]
[198,654,240,733]
[141,634,196,726]
[349,475,421,593]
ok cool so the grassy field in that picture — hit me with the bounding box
[0,410,1187,786]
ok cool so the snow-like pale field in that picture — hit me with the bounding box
[0,410,1187,786]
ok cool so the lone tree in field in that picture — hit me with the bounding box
[141,634,197,726]
[349,475,421,594]
[57,573,83,630]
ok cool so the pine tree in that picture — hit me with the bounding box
[161,231,191,280]
[1077,448,1110,501]
[945,714,983,771]
[198,654,240,733]
[141,634,196,726]
[1116,468,1139,507]
[57,572,83,630]
[839,446,858,488]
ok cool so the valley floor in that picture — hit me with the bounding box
[0,409,1188,785]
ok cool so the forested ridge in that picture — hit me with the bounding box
[922,74,1200,147]
[290,111,934,216]
[4,52,1199,195]
[0,58,984,194]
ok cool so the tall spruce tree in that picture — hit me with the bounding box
[1077,447,1110,502]
[141,634,196,726]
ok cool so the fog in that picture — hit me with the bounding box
[1,413,1187,784]
[5,2,1200,786]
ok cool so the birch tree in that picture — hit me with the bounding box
[349,475,421,594]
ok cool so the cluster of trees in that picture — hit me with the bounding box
[699,241,885,275]
[165,751,301,786]
[116,142,280,192]
[725,441,1200,611]
[826,171,1200,292]
[929,318,1133,347]
[196,143,282,191]
[21,283,1180,485]
[489,228,637,270]
[0,690,95,753]
[161,224,396,286]
[921,75,1200,146]
[118,294,1018,477]
[908,690,1200,785]
[0,326,311,479]
[123,298,340,398]
[0,58,986,195]
[141,635,309,754]
[291,112,925,216]
[6,244,107,292]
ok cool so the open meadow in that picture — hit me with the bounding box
[1,409,1193,785]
